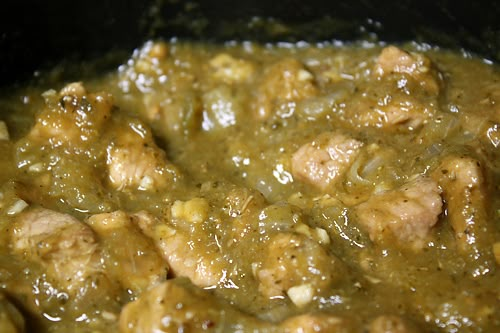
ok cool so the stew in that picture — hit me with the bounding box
[0,40,499,332]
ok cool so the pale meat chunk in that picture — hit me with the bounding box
[345,46,441,132]
[132,211,224,288]
[354,176,443,248]
[253,58,318,120]
[10,208,100,293]
[106,119,180,191]
[374,46,441,94]
[106,145,173,191]
[87,211,168,293]
[120,278,351,333]
[256,233,344,303]
[432,155,495,271]
[292,132,363,191]
[29,82,113,148]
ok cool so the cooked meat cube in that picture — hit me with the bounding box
[374,46,441,94]
[253,58,318,120]
[87,210,168,293]
[432,155,495,271]
[132,211,225,288]
[354,176,443,248]
[28,82,113,148]
[106,119,180,191]
[291,132,363,191]
[10,208,100,293]
[256,232,344,302]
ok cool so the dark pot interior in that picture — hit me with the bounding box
[1,0,499,86]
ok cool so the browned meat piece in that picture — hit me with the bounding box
[10,208,100,294]
[291,132,363,191]
[374,46,441,94]
[13,83,118,212]
[120,278,352,333]
[253,58,318,120]
[87,211,168,294]
[432,155,495,273]
[256,232,344,305]
[0,293,25,333]
[106,119,180,191]
[28,82,113,148]
[132,211,225,288]
[354,176,443,248]
[345,46,442,132]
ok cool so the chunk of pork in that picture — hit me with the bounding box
[354,176,443,248]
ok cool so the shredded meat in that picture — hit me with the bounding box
[345,46,442,131]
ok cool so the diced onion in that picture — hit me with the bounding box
[287,284,314,307]
[346,157,371,185]
[360,155,385,178]
[7,199,29,216]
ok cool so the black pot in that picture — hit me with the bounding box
[1,0,499,86]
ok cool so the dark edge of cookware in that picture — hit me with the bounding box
[0,0,499,87]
